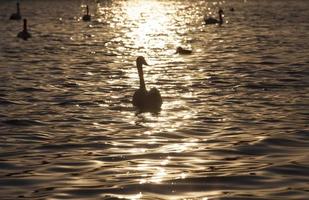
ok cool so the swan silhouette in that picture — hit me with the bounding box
[176,47,192,55]
[82,5,91,21]
[10,2,21,20]
[204,9,224,25]
[132,56,162,112]
[17,19,31,40]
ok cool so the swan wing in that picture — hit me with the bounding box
[132,88,146,107]
[205,17,219,24]
[148,88,162,108]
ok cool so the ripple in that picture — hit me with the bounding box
[2,119,46,126]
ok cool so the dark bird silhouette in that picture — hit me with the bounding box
[10,2,21,20]
[176,47,192,55]
[17,19,31,40]
[204,9,224,25]
[132,56,162,112]
[82,5,91,21]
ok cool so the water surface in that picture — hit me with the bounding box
[0,0,309,199]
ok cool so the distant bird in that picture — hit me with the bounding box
[82,5,91,21]
[204,9,224,25]
[176,47,192,55]
[132,56,162,112]
[230,7,235,12]
[10,2,21,20]
[17,19,31,40]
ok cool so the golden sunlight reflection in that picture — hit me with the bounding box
[107,192,143,200]
[122,0,181,52]
[123,140,201,185]
[126,97,197,135]
[159,141,199,153]
[136,162,168,184]
[118,0,199,137]
[100,0,204,194]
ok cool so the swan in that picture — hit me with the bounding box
[17,19,31,40]
[204,9,224,25]
[10,2,21,20]
[176,47,192,55]
[82,5,91,21]
[132,56,162,112]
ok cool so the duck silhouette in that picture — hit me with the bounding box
[176,47,192,55]
[10,2,21,20]
[17,19,31,40]
[204,9,224,25]
[132,56,162,112]
[82,5,91,21]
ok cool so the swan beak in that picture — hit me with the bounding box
[143,61,149,65]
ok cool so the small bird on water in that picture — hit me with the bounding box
[204,9,224,25]
[176,47,192,55]
[17,19,31,40]
[82,5,91,21]
[132,56,162,112]
[10,2,22,20]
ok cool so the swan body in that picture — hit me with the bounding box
[205,9,224,25]
[82,5,91,21]
[17,19,31,40]
[176,47,192,55]
[132,56,162,112]
[10,3,21,20]
[133,88,162,111]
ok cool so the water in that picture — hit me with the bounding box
[0,0,309,199]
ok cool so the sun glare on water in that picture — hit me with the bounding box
[122,0,179,53]
[105,2,204,198]
[121,0,198,135]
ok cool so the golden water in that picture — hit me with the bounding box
[0,0,308,199]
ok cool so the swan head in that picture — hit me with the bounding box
[136,56,148,67]
[219,9,224,15]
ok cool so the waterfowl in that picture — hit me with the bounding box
[132,56,162,112]
[82,5,91,21]
[176,47,192,55]
[17,19,31,40]
[10,2,21,20]
[204,9,224,25]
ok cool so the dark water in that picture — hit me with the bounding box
[0,0,309,199]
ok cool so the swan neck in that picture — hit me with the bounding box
[17,3,20,14]
[137,62,146,90]
[23,19,27,31]
[219,12,223,24]
[86,6,89,15]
